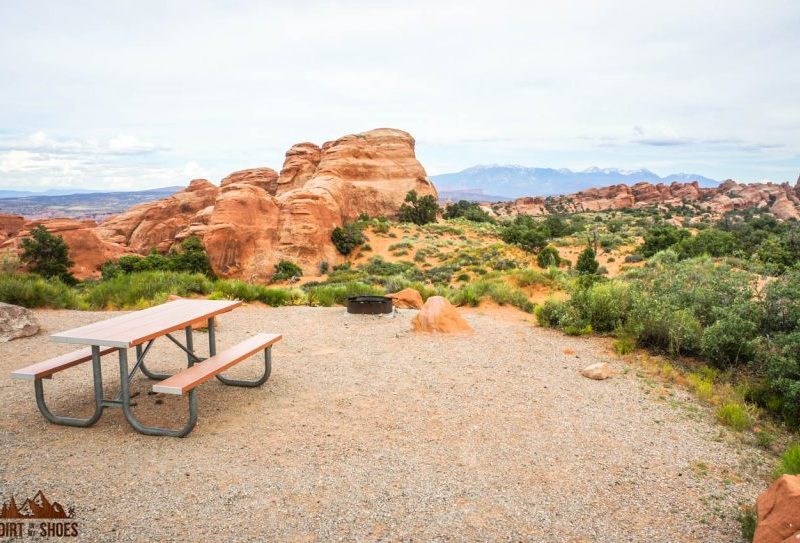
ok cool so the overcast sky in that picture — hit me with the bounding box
[1,0,798,191]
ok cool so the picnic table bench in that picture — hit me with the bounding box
[11,299,282,437]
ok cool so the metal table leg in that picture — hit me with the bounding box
[209,317,272,387]
[34,346,105,427]
[117,348,197,437]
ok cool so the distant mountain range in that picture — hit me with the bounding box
[0,186,183,221]
[431,165,720,200]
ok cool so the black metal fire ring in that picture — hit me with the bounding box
[346,296,393,315]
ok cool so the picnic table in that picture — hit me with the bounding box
[11,299,282,437]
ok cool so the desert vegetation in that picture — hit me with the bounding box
[4,201,800,457]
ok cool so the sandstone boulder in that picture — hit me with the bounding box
[0,303,39,342]
[580,362,612,380]
[387,288,424,309]
[412,296,472,333]
[754,475,800,543]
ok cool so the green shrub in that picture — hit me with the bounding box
[83,271,213,310]
[331,223,366,255]
[774,444,800,477]
[443,200,494,223]
[613,335,636,355]
[211,280,304,306]
[398,190,438,225]
[700,312,759,368]
[500,216,549,253]
[624,253,644,263]
[272,260,302,282]
[20,224,76,284]
[306,282,384,306]
[639,225,690,257]
[0,273,83,309]
[101,236,214,279]
[537,245,562,268]
[716,402,751,431]
[576,247,599,275]
[535,298,570,327]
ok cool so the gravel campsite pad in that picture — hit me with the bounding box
[0,306,770,542]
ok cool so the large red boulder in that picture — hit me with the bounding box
[412,296,472,333]
[755,475,800,543]
[387,288,424,309]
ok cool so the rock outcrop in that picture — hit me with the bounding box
[0,214,25,244]
[0,302,39,342]
[412,296,472,333]
[492,178,800,220]
[387,288,424,309]
[754,475,800,543]
[1,218,128,279]
[90,128,436,280]
[97,178,220,253]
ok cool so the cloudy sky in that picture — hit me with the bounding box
[1,0,798,191]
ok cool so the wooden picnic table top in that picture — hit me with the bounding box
[49,299,242,348]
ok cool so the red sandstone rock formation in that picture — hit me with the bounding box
[0,214,25,244]
[493,178,800,219]
[86,127,437,280]
[1,218,128,279]
[96,178,219,253]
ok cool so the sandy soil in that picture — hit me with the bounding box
[0,306,770,542]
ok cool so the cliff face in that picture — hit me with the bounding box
[11,128,436,280]
[491,179,800,221]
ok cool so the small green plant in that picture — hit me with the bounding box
[20,224,75,284]
[331,223,365,255]
[716,402,751,431]
[319,261,329,274]
[613,336,636,355]
[272,260,302,282]
[738,506,757,542]
[774,444,800,478]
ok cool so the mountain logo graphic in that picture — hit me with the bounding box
[0,491,72,519]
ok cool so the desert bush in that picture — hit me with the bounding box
[272,260,302,282]
[624,253,644,263]
[398,190,438,225]
[305,282,384,306]
[500,216,549,253]
[535,298,571,327]
[537,245,562,268]
[0,273,83,309]
[443,200,494,223]
[211,280,304,306]
[774,444,800,477]
[613,335,636,355]
[673,228,738,259]
[570,281,632,333]
[83,271,213,310]
[639,225,690,257]
[331,223,365,255]
[20,224,76,284]
[716,402,751,431]
[101,236,214,279]
[576,247,599,275]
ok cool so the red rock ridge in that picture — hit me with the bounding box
[491,178,800,221]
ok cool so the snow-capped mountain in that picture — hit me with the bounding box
[431,165,719,199]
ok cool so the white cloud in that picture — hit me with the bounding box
[0,0,798,187]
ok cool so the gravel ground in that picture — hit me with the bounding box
[0,305,770,542]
